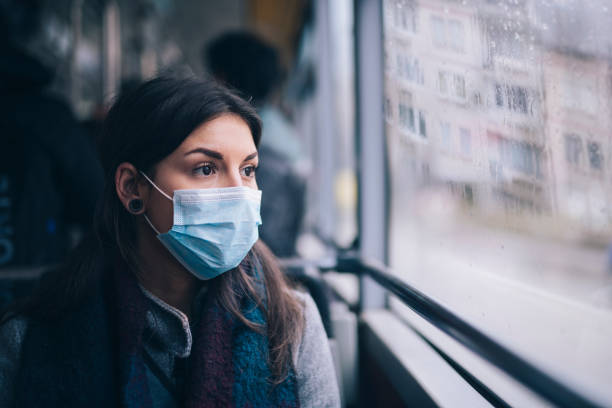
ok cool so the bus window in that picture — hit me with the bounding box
[383,0,612,404]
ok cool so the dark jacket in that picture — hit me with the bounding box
[0,43,103,267]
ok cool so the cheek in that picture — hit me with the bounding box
[148,194,174,233]
[249,176,258,190]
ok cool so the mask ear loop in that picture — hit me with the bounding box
[138,171,172,235]
[143,214,161,235]
[139,171,173,200]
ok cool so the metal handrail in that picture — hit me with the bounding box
[303,253,603,408]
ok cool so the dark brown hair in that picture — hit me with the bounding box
[1,76,304,382]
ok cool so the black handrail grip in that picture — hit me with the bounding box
[334,255,604,408]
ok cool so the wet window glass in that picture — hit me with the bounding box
[383,0,612,401]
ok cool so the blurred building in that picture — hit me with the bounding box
[538,6,612,233]
[479,0,550,215]
[383,0,612,239]
[384,0,488,207]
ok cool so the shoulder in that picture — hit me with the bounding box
[290,289,341,408]
[291,289,325,354]
[0,316,29,407]
[290,289,324,368]
[291,289,316,317]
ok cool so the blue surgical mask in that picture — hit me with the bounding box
[140,172,262,280]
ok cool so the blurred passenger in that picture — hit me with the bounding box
[205,31,305,257]
[0,2,103,268]
[0,77,341,407]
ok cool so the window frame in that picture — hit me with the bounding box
[352,0,611,406]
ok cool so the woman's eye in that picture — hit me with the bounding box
[242,165,257,177]
[194,164,216,176]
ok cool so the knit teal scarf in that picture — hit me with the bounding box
[114,256,301,407]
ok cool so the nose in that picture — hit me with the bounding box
[220,168,243,188]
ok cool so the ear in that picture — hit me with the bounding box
[115,162,149,214]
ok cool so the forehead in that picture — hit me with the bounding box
[178,114,255,153]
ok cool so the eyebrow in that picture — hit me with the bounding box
[244,152,258,162]
[184,148,223,159]
[184,148,258,162]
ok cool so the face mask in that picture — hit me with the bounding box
[140,172,262,280]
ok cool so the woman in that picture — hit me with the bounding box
[0,77,341,407]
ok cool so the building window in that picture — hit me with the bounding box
[419,111,427,138]
[587,141,603,170]
[564,134,583,166]
[460,128,471,156]
[508,86,528,114]
[397,53,425,85]
[495,83,531,115]
[493,134,543,178]
[495,84,504,107]
[511,142,532,175]
[439,72,449,94]
[448,20,465,52]
[384,97,393,121]
[439,71,466,100]
[398,91,415,132]
[431,16,445,48]
[393,2,417,33]
[454,75,466,99]
[408,58,424,84]
[430,16,466,53]
[440,121,451,150]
